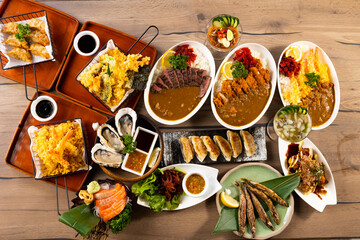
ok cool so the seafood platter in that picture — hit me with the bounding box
[0,4,341,239]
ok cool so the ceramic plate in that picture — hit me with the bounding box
[137,163,222,210]
[278,137,337,212]
[144,40,216,125]
[277,41,340,130]
[215,163,294,239]
[210,43,277,130]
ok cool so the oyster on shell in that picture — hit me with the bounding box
[115,107,137,136]
[97,124,124,152]
[91,143,123,168]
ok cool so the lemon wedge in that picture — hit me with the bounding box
[221,61,234,80]
[220,191,239,208]
[161,50,175,69]
[285,45,302,62]
[148,147,160,168]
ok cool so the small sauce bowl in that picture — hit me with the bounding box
[182,172,208,198]
[30,95,57,122]
[73,30,100,56]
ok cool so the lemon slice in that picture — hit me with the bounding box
[285,45,302,61]
[221,61,234,80]
[220,191,239,208]
[148,147,160,168]
[227,29,234,41]
[161,50,175,69]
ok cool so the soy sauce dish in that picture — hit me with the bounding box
[73,30,100,56]
[30,95,57,122]
[182,172,208,198]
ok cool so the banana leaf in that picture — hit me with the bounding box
[59,204,100,237]
[212,172,300,234]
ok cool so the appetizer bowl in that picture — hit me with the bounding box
[211,43,277,130]
[278,137,337,212]
[182,171,208,198]
[144,40,216,125]
[277,41,340,130]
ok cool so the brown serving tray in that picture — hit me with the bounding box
[0,0,79,90]
[4,91,108,192]
[56,21,158,116]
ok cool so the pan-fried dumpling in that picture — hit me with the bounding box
[200,136,220,161]
[1,22,19,34]
[3,34,29,49]
[179,137,194,163]
[213,135,232,161]
[227,130,242,158]
[30,43,50,59]
[7,47,32,63]
[27,18,46,33]
[189,136,207,162]
[27,30,49,46]
[240,130,256,157]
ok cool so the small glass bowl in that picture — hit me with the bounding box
[204,14,243,60]
[182,172,208,198]
[273,105,312,142]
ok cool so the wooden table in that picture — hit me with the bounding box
[1,0,359,239]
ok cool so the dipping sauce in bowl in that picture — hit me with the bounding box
[36,99,53,118]
[30,95,57,122]
[124,150,148,174]
[182,172,208,197]
[73,30,100,56]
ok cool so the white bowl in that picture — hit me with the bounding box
[210,43,277,130]
[277,41,340,130]
[182,171,208,198]
[144,40,216,125]
[30,95,57,122]
[73,30,100,56]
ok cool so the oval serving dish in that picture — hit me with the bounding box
[278,137,337,212]
[144,40,216,125]
[277,41,340,130]
[210,43,277,130]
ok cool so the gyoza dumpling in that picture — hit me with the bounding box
[3,34,29,49]
[213,135,232,161]
[7,47,32,63]
[27,19,46,33]
[27,30,49,46]
[30,43,50,59]
[227,130,242,158]
[189,136,207,162]
[1,22,19,34]
[200,136,220,161]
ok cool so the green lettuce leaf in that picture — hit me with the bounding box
[148,194,166,212]
[107,204,132,234]
[212,172,300,234]
[59,204,100,237]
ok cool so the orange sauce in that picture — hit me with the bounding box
[185,174,205,194]
[125,150,147,173]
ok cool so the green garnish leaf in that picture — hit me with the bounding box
[230,60,248,79]
[168,54,189,70]
[107,204,132,234]
[304,72,320,88]
[15,23,31,42]
[121,134,137,154]
[212,173,300,234]
[59,204,100,237]
[106,64,113,76]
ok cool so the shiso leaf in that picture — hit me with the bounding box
[59,204,100,237]
[212,172,300,234]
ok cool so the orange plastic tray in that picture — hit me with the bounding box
[0,0,79,90]
[56,21,158,116]
[4,91,108,192]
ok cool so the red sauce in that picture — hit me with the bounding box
[135,129,155,152]
[185,174,205,194]
[125,150,148,173]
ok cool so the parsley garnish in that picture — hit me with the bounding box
[168,54,188,70]
[304,72,320,88]
[121,134,137,154]
[15,23,31,42]
[106,64,113,76]
[231,61,248,79]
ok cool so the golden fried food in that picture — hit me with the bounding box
[3,34,29,49]
[1,22,19,34]
[33,121,85,177]
[7,47,32,63]
[27,18,46,33]
[28,29,49,46]
[30,43,50,59]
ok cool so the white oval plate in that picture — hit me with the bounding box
[144,41,216,125]
[277,41,340,130]
[137,163,222,210]
[210,43,277,130]
[278,137,337,212]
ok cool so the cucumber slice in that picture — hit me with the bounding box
[222,16,229,26]
[230,17,235,27]
[213,20,223,28]
[227,16,232,26]
[233,18,239,28]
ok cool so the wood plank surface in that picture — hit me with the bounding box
[0,0,359,239]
